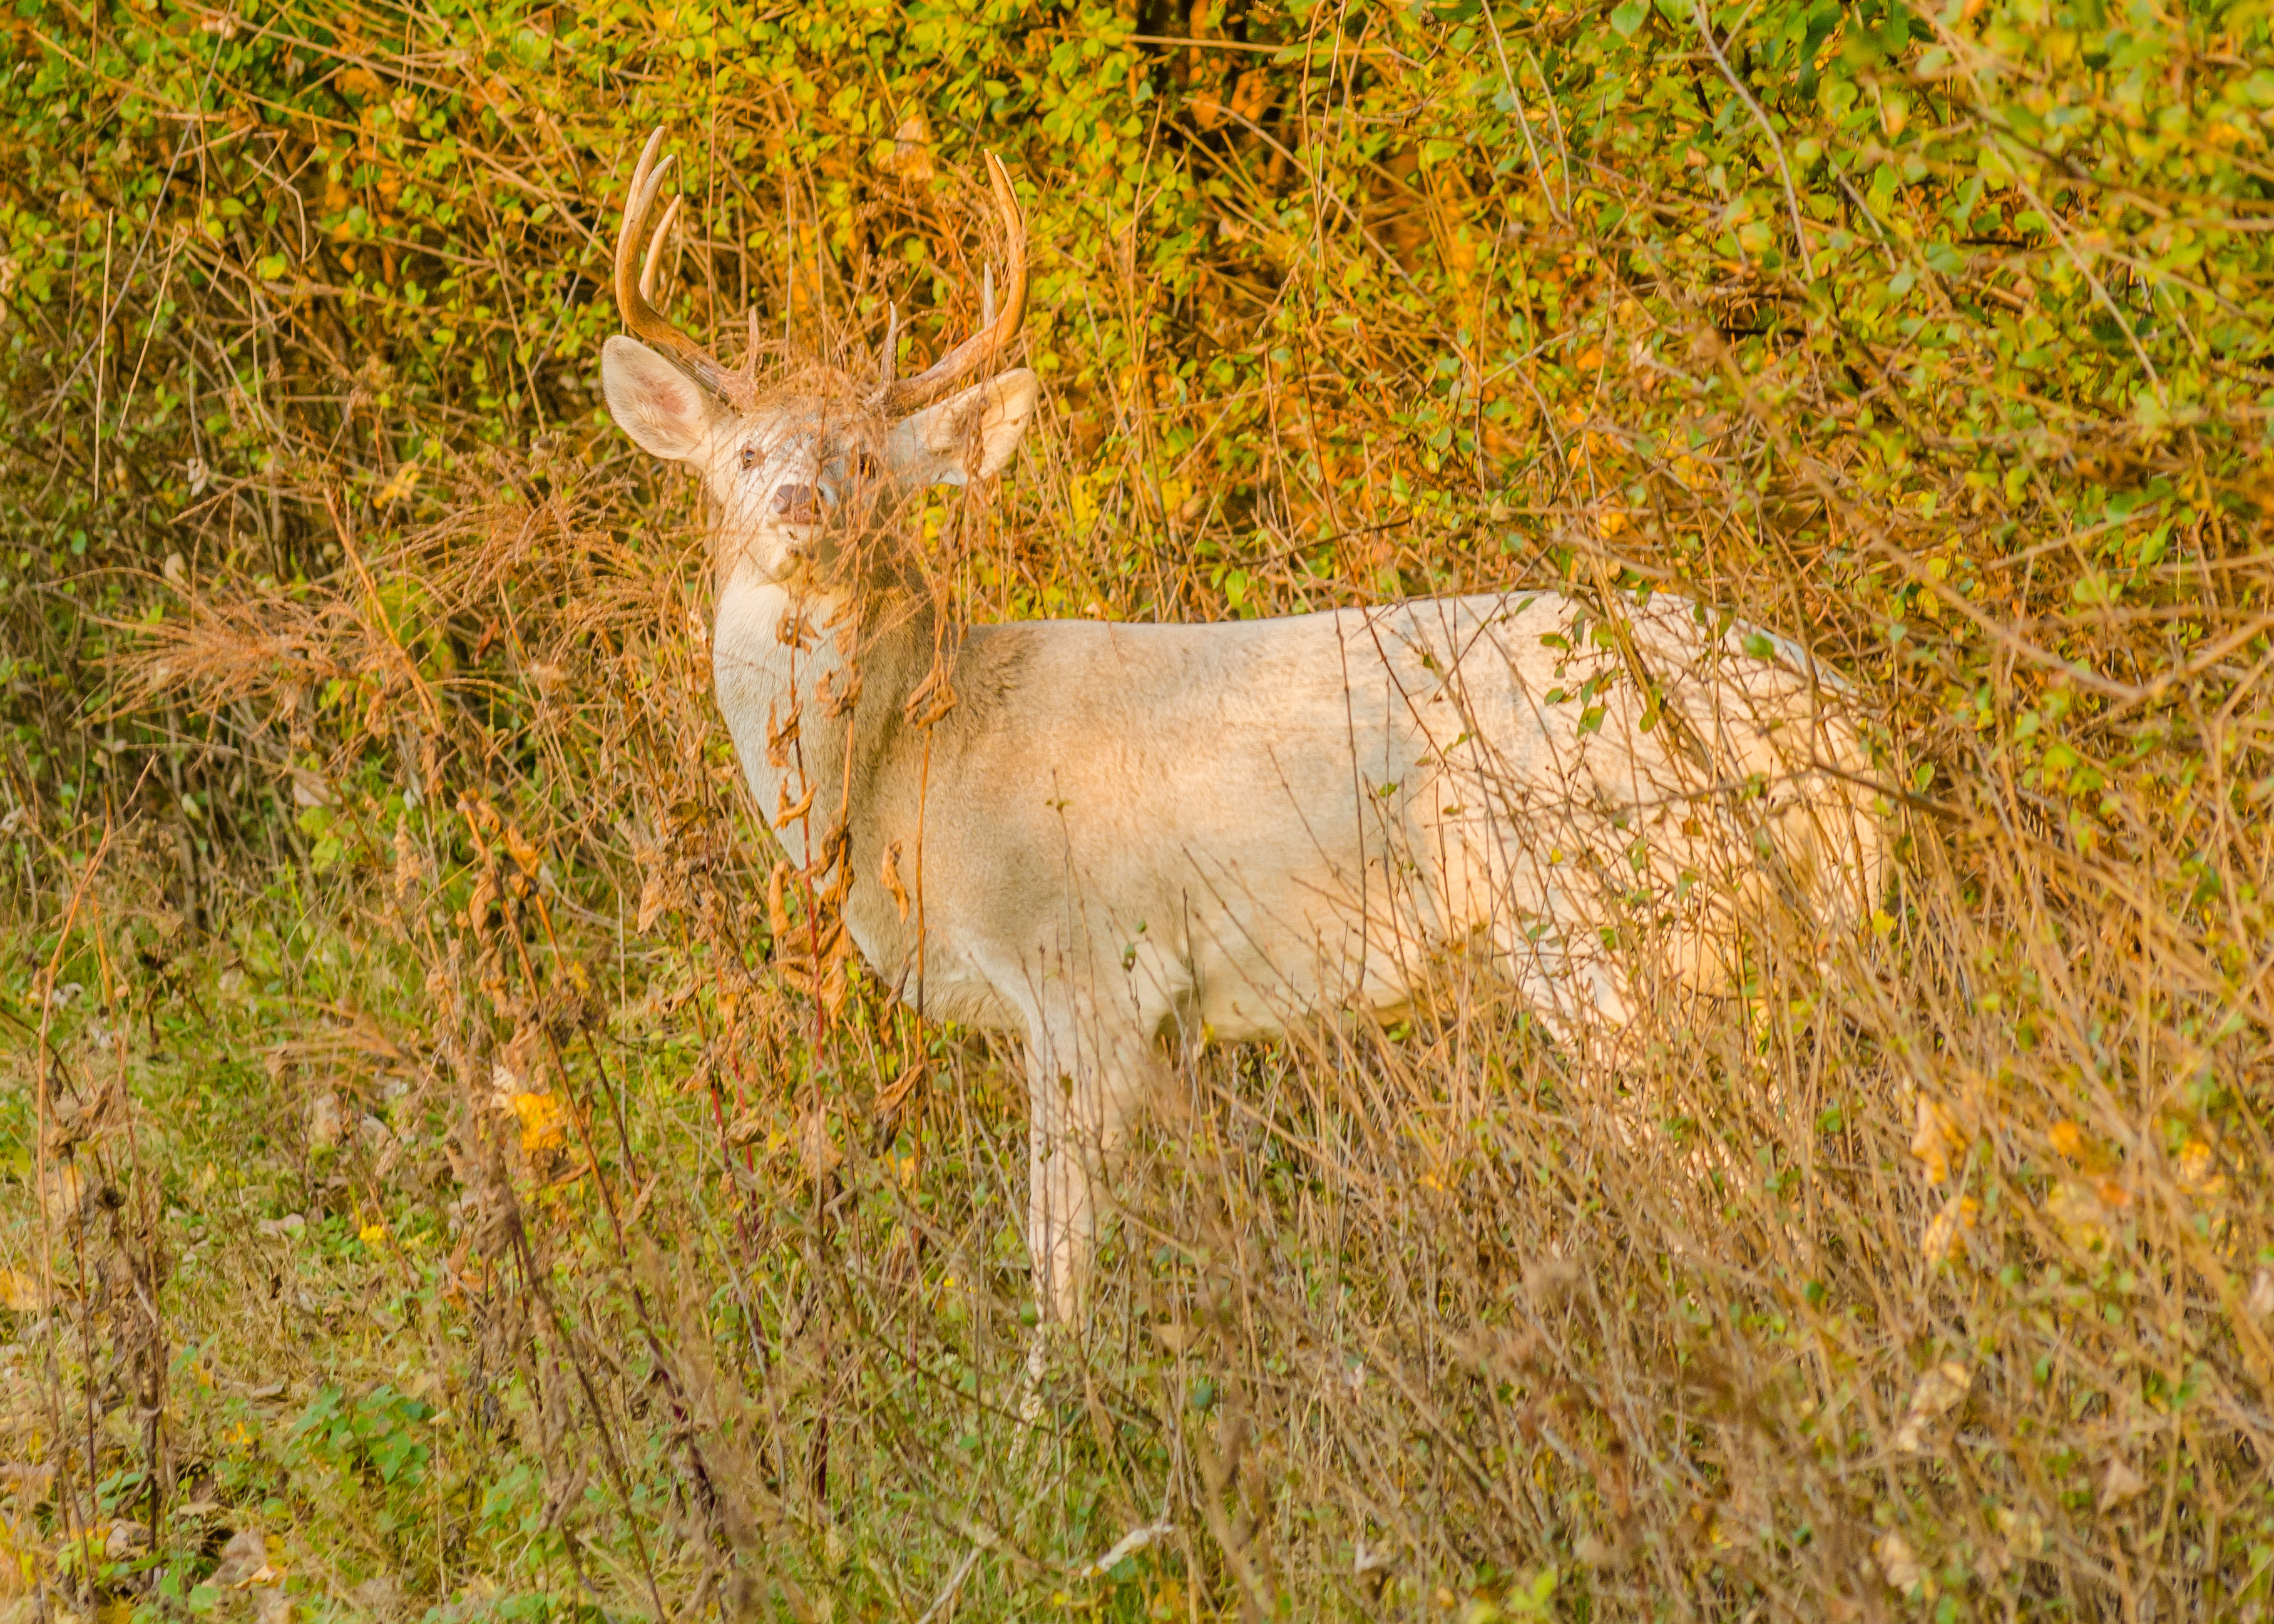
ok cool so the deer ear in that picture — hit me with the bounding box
[885,369,1040,487]
[602,335,722,462]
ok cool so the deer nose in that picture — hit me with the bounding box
[772,483,821,523]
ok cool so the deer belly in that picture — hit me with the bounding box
[1170,842,1450,1041]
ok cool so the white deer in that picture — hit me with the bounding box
[598,131,1885,1327]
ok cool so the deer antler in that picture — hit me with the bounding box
[873,152,1028,415]
[615,128,757,412]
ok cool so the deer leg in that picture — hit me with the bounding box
[1022,1006,1164,1329]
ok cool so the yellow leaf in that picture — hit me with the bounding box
[2046,1179,2112,1252]
[501,825,541,878]
[879,112,935,180]
[880,842,909,922]
[1922,1193,1979,1268]
[509,1091,569,1158]
[2175,1138,2225,1200]
[2048,1119,2087,1162]
[0,1269,47,1314]
[374,462,421,506]
[1910,1096,1962,1185]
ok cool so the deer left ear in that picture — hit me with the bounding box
[602,335,722,462]
[886,369,1040,487]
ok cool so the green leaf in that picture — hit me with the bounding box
[1609,1,1649,38]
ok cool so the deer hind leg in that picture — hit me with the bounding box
[1022,1000,1169,1329]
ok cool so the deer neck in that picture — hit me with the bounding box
[710,561,943,873]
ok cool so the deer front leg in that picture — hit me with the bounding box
[1023,1014,1162,1329]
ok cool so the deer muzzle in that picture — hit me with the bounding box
[772,483,822,524]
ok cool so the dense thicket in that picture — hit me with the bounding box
[3,0,2272,1618]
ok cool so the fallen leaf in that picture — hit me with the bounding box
[0,1516,31,1600]
[374,462,421,506]
[1921,1192,1979,1268]
[724,1113,767,1148]
[1991,1506,2046,1566]
[2098,1456,2148,1511]
[799,1109,843,1182]
[1910,1096,1962,1185]
[0,1271,48,1314]
[210,1528,268,1588]
[2048,1118,2087,1162]
[43,1162,86,1231]
[2046,1179,2113,1253]
[307,1090,342,1151]
[2246,1267,2274,1321]
[1572,1532,1619,1571]
[1873,1530,1923,1594]
[287,766,334,809]
[2174,1138,2225,1200]
[874,1061,924,1120]
[1892,1361,1970,1454]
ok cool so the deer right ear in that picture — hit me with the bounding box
[885,369,1040,488]
[602,335,721,462]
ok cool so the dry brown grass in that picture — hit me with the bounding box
[27,401,2260,1619]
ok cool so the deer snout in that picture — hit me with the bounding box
[772,483,822,523]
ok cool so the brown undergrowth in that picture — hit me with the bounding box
[9,424,2266,1618]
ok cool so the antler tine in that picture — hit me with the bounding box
[879,301,899,384]
[874,150,1028,414]
[613,127,754,412]
[638,192,682,300]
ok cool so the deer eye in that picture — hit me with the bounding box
[739,446,761,471]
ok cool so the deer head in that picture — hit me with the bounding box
[600,128,1040,585]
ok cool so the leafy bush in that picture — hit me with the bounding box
[2,0,2271,1618]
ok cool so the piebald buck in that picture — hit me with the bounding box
[599,130,1886,1328]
